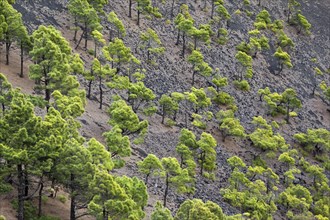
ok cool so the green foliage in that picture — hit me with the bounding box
[249,116,289,153]
[320,81,330,101]
[279,184,313,216]
[296,12,311,35]
[136,0,162,25]
[197,132,217,176]
[274,46,293,73]
[178,128,198,150]
[0,0,27,65]
[221,169,277,219]
[175,199,224,220]
[88,170,146,220]
[107,11,126,40]
[0,73,12,113]
[137,154,163,184]
[188,50,213,85]
[161,157,195,206]
[227,156,246,169]
[261,88,301,122]
[294,128,330,161]
[151,202,173,220]
[107,98,148,141]
[29,25,85,105]
[217,110,245,142]
[185,87,211,114]
[277,30,294,50]
[235,51,253,80]
[57,195,67,204]
[159,94,178,124]
[233,80,250,91]
[254,10,272,30]
[139,28,165,61]
[103,38,140,74]
[68,0,101,44]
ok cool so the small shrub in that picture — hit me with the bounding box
[41,195,48,204]
[165,119,176,127]
[87,49,94,56]
[57,195,67,204]
[233,80,250,91]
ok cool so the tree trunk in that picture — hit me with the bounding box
[163,173,169,207]
[17,164,25,220]
[94,41,97,58]
[137,9,140,26]
[38,180,44,217]
[194,37,197,50]
[99,76,103,109]
[182,34,186,57]
[145,173,150,185]
[109,30,113,42]
[161,105,165,124]
[192,69,196,86]
[20,42,24,78]
[103,207,107,220]
[200,152,204,175]
[24,169,29,197]
[75,30,86,49]
[70,174,76,220]
[5,41,11,65]
[129,0,132,17]
[73,18,78,42]
[285,103,290,123]
[87,79,93,99]
[175,30,180,45]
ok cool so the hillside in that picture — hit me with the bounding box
[0,0,330,219]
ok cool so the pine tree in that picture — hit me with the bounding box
[107,11,126,41]
[137,154,163,184]
[68,0,101,48]
[151,201,173,220]
[55,139,95,220]
[217,110,245,142]
[0,0,26,65]
[159,94,177,124]
[136,0,162,26]
[281,88,302,122]
[103,38,140,74]
[29,25,85,109]
[175,199,224,220]
[249,116,288,156]
[235,51,253,80]
[294,128,330,158]
[188,50,213,85]
[189,24,212,50]
[0,91,42,220]
[108,98,148,143]
[0,73,12,113]
[175,5,194,57]
[92,58,115,109]
[139,28,165,61]
[197,132,217,177]
[274,46,292,74]
[103,125,131,168]
[161,157,194,207]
